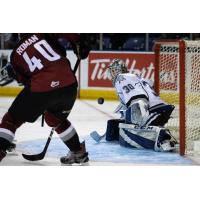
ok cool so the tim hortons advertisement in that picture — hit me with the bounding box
[88,52,155,87]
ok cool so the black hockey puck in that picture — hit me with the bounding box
[97,97,104,104]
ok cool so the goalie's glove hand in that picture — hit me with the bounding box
[0,63,16,86]
[72,34,91,60]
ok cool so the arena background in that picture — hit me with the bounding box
[1,33,198,100]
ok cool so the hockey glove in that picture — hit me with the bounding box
[72,34,91,60]
[0,63,16,86]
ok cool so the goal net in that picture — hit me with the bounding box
[154,40,200,155]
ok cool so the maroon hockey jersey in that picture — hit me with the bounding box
[10,33,80,92]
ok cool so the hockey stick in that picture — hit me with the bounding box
[73,57,81,74]
[22,127,55,161]
[90,131,106,143]
[22,58,81,161]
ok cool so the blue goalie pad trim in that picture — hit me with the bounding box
[149,104,174,113]
[125,106,132,124]
[119,135,137,149]
[119,128,155,149]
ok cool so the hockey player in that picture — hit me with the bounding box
[0,33,90,164]
[104,59,177,152]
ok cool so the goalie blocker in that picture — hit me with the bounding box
[105,120,177,152]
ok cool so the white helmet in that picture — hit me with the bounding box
[108,59,128,82]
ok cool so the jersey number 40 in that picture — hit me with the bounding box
[22,40,61,72]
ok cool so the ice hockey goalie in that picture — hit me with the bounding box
[105,59,177,152]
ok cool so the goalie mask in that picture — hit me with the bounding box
[108,59,128,83]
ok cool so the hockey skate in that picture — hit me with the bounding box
[159,140,177,152]
[60,141,89,165]
[0,150,7,162]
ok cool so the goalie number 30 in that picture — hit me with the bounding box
[122,84,135,93]
[22,40,61,72]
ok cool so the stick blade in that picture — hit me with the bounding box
[90,131,101,143]
[21,127,54,161]
[22,152,44,161]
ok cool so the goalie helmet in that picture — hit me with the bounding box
[108,59,128,82]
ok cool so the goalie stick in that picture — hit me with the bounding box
[22,58,81,161]
[90,131,106,143]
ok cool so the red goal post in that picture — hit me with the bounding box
[154,39,200,156]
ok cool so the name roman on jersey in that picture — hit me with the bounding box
[16,35,39,55]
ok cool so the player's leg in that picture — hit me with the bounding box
[45,84,89,164]
[0,89,29,161]
[0,112,24,161]
[8,88,50,123]
[45,113,89,164]
[0,88,49,162]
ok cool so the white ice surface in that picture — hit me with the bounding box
[0,97,119,165]
[0,98,117,141]
[0,97,198,166]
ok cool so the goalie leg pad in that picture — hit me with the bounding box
[125,99,149,126]
[119,123,177,152]
[119,123,159,149]
[149,104,175,126]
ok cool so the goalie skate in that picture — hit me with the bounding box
[60,141,89,165]
[159,141,177,152]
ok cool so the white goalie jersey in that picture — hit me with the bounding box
[104,59,177,152]
[114,73,170,127]
[113,73,176,152]
[114,73,166,109]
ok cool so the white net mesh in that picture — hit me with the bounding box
[157,40,200,153]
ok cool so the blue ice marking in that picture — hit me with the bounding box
[18,135,193,165]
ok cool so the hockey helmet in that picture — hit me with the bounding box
[108,59,128,82]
